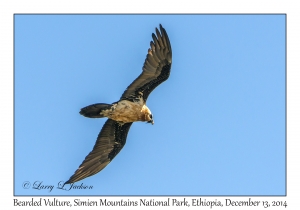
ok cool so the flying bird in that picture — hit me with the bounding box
[65,24,172,184]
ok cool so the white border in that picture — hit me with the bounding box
[1,0,299,209]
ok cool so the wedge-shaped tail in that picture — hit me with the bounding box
[79,103,113,118]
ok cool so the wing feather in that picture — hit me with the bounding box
[147,55,158,67]
[120,24,172,102]
[65,119,132,184]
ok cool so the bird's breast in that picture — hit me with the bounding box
[108,100,150,123]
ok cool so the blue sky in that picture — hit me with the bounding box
[14,14,286,196]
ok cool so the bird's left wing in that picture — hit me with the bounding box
[120,24,172,102]
[65,119,133,184]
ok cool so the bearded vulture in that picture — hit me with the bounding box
[64,24,172,184]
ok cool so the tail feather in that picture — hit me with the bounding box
[80,103,113,118]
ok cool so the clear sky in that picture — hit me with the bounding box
[14,14,286,196]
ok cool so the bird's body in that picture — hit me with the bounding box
[108,99,152,124]
[65,24,172,184]
[81,98,152,124]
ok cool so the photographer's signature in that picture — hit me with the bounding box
[22,181,93,192]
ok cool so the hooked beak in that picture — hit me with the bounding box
[147,120,154,125]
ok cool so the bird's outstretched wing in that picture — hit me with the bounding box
[120,24,172,102]
[65,119,133,184]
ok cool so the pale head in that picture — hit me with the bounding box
[141,105,154,125]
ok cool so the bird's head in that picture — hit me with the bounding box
[141,105,154,125]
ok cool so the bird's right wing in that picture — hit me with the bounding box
[65,119,133,184]
[120,24,172,102]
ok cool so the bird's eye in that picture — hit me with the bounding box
[150,114,152,119]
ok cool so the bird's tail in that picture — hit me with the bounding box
[79,103,113,118]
